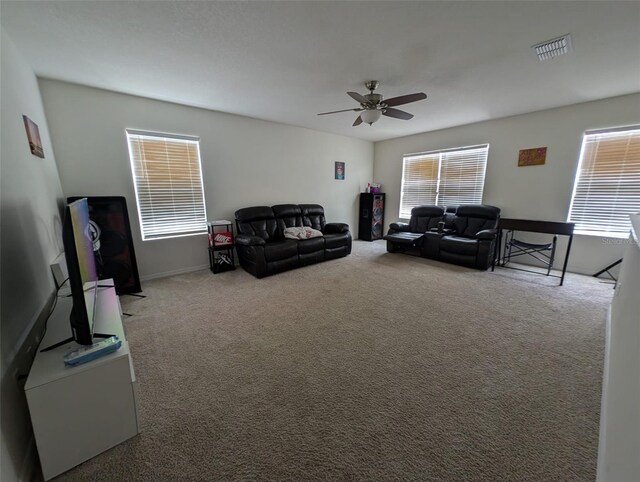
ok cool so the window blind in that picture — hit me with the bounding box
[437,146,488,208]
[399,153,439,218]
[568,127,640,237]
[399,144,489,218]
[126,130,207,240]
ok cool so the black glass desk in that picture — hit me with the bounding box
[492,218,575,286]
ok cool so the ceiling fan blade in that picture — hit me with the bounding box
[383,92,427,107]
[353,115,363,126]
[317,108,363,116]
[347,91,369,104]
[383,107,414,120]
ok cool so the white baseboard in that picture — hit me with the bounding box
[140,264,209,282]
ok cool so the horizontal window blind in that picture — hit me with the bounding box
[399,145,489,218]
[568,127,640,237]
[438,146,488,208]
[126,130,207,240]
[399,154,439,218]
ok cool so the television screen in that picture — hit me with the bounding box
[64,199,99,345]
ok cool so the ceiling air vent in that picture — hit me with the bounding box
[532,34,572,61]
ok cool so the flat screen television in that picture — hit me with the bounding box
[65,198,100,345]
[42,198,100,350]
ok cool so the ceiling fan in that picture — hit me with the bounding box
[318,81,427,126]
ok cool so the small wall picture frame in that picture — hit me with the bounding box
[335,161,345,180]
[518,147,547,167]
[23,115,45,158]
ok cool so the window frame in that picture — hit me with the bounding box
[567,125,640,239]
[125,129,208,241]
[399,144,489,219]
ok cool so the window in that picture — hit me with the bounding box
[126,130,207,240]
[399,144,489,218]
[568,126,640,238]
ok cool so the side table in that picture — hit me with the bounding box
[208,220,236,273]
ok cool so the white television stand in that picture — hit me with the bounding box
[25,283,140,480]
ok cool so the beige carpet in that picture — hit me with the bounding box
[55,240,613,481]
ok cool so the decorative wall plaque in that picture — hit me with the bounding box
[518,147,547,166]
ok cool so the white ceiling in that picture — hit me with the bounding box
[2,1,639,142]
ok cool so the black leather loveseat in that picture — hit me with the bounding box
[384,204,500,270]
[422,205,500,270]
[234,204,352,278]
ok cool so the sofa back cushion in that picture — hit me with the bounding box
[453,205,500,237]
[235,206,279,241]
[273,204,304,237]
[409,205,445,232]
[300,204,326,231]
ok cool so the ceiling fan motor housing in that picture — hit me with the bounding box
[364,93,383,108]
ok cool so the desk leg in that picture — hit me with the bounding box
[492,228,502,271]
[560,234,573,286]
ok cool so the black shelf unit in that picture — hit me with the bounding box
[359,192,385,241]
[208,221,236,274]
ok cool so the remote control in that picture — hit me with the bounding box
[63,336,122,366]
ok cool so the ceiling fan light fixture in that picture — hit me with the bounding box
[360,109,382,125]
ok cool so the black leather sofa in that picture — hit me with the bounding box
[385,204,500,270]
[234,204,352,278]
[422,205,500,269]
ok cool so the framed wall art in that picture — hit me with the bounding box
[518,147,547,166]
[23,115,45,158]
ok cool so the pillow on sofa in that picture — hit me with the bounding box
[284,226,323,240]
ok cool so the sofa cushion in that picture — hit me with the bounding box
[273,204,304,235]
[453,205,500,237]
[408,205,445,233]
[439,235,479,256]
[264,239,299,261]
[453,217,494,237]
[235,206,279,241]
[300,204,326,231]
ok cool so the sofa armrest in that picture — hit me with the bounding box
[389,222,411,232]
[476,229,497,240]
[235,234,266,246]
[324,223,349,234]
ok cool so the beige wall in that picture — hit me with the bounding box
[374,94,640,274]
[39,80,374,280]
[1,29,65,482]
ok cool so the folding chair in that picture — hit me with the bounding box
[503,230,558,275]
